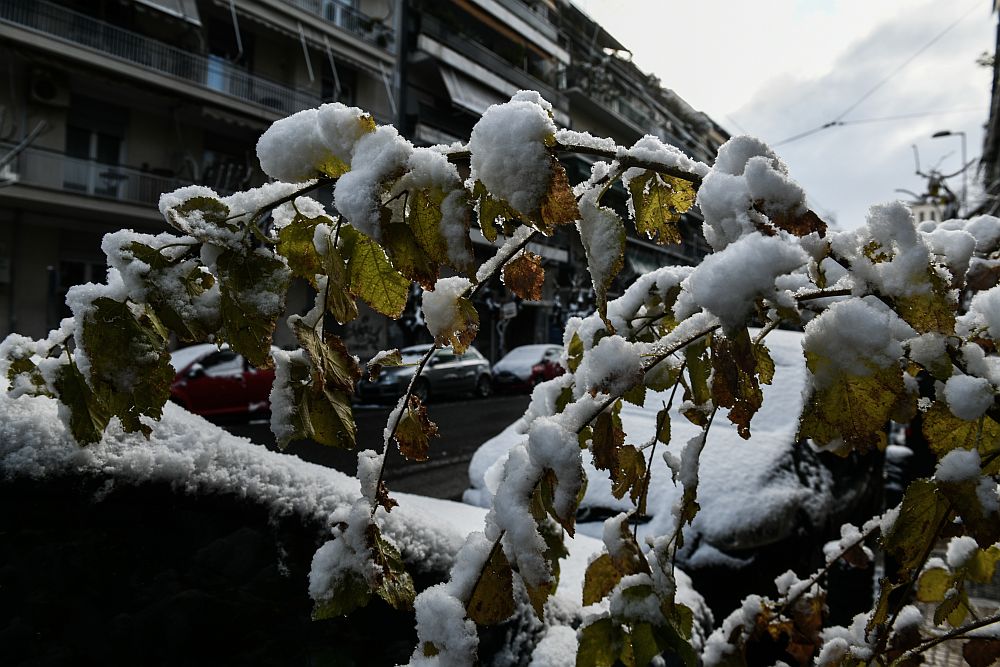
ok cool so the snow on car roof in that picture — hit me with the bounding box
[168,343,221,372]
[466,328,835,566]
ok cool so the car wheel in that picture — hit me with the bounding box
[412,378,430,404]
[475,375,492,398]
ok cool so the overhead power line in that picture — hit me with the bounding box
[772,2,980,147]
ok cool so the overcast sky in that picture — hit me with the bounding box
[573,0,996,229]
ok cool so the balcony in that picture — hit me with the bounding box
[0,0,320,116]
[282,0,395,53]
[420,13,565,110]
[1,143,215,209]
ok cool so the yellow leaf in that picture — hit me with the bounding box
[384,222,439,290]
[628,171,695,244]
[798,353,906,454]
[503,251,545,301]
[472,179,519,243]
[916,567,952,603]
[466,540,516,625]
[432,296,479,355]
[340,224,409,319]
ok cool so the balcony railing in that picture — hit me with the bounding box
[2,143,213,208]
[282,0,395,53]
[420,14,565,109]
[0,0,320,116]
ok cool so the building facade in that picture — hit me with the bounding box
[0,0,726,361]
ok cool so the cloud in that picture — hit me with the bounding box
[572,0,994,228]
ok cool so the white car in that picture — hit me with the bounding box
[465,329,882,615]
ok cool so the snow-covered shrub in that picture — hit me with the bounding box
[3,95,1000,666]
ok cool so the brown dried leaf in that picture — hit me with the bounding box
[503,251,545,301]
[538,159,580,231]
[754,200,827,237]
[394,395,439,461]
[963,638,1000,667]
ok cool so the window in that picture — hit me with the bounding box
[199,350,244,377]
[64,126,123,197]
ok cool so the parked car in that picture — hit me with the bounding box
[169,344,276,418]
[491,344,565,393]
[356,344,492,404]
[465,329,882,617]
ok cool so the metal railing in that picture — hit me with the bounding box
[0,0,320,115]
[2,143,204,208]
[282,0,395,52]
[420,14,565,109]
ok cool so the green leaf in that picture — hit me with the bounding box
[922,403,1000,458]
[798,353,906,454]
[684,337,712,406]
[393,395,439,461]
[292,319,362,393]
[216,248,290,369]
[472,179,519,243]
[526,479,571,618]
[466,540,516,625]
[406,188,451,265]
[166,195,235,236]
[53,360,113,445]
[340,225,409,319]
[656,408,671,445]
[966,546,1000,583]
[311,571,372,619]
[383,222,439,290]
[276,353,357,449]
[321,242,359,325]
[592,401,625,472]
[81,297,174,436]
[578,199,625,325]
[7,356,51,397]
[883,479,951,575]
[567,332,584,373]
[893,267,956,336]
[628,171,696,245]
[916,567,952,603]
[125,242,219,342]
[582,553,624,606]
[622,384,646,407]
[610,444,646,503]
[367,350,403,381]
[368,524,416,611]
[577,617,623,667]
[276,212,328,283]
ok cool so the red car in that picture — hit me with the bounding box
[491,344,565,393]
[168,344,275,417]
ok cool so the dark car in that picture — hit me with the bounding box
[357,344,492,403]
[169,344,275,417]
[492,344,564,393]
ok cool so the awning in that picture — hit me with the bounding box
[134,0,201,26]
[440,66,505,116]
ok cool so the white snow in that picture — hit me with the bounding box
[467,328,835,565]
[528,625,577,667]
[945,536,979,570]
[943,374,994,421]
[682,232,808,330]
[422,277,473,341]
[935,448,981,483]
[334,126,413,241]
[468,95,557,216]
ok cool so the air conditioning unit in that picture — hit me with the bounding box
[29,70,70,108]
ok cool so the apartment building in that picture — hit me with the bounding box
[0,0,726,360]
[0,0,396,340]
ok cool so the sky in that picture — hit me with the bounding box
[573,0,996,229]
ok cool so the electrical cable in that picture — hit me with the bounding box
[772,2,980,147]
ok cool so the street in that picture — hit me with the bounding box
[221,393,531,500]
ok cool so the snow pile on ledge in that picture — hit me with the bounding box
[0,389,615,607]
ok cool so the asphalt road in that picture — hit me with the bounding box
[220,393,531,500]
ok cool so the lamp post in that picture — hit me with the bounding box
[931,129,967,217]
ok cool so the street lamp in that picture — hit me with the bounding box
[931,129,967,216]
